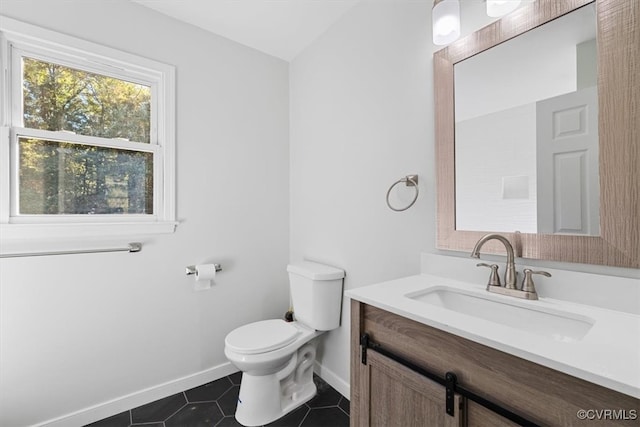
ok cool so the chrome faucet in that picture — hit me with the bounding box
[471,233,551,300]
[471,234,518,289]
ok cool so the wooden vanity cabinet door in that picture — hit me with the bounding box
[356,349,464,427]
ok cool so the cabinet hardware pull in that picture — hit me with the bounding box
[360,334,370,365]
[445,372,458,417]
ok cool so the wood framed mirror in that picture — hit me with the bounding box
[434,0,639,268]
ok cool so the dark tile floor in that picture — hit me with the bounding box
[86,372,349,427]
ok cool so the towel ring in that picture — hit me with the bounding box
[386,175,419,212]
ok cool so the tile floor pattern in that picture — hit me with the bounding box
[86,373,349,427]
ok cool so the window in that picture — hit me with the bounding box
[0,17,176,240]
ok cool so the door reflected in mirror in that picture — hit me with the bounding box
[454,4,598,236]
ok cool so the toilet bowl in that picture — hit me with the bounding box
[224,261,345,427]
[224,319,320,375]
[224,320,322,426]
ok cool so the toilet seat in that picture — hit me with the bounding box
[225,319,300,355]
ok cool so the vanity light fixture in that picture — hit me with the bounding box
[486,0,522,17]
[432,0,461,45]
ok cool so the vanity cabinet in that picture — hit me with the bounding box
[350,300,640,426]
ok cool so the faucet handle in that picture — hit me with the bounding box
[476,263,501,287]
[521,268,552,293]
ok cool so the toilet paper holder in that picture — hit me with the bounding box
[186,264,222,275]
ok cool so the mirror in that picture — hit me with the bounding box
[434,0,639,268]
[455,6,598,236]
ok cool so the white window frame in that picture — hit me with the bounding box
[0,17,177,241]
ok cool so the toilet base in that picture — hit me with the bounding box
[235,343,317,426]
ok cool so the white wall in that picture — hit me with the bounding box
[456,103,537,233]
[290,0,436,394]
[0,1,289,426]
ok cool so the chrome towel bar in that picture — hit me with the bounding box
[0,242,142,258]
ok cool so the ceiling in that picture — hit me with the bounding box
[131,0,360,61]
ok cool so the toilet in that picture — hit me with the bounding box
[224,261,345,426]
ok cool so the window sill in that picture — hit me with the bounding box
[0,221,178,248]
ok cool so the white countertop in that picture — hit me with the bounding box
[346,273,640,399]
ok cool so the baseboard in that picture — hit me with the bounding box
[39,362,238,427]
[314,361,350,400]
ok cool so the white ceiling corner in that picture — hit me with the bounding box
[130,0,361,61]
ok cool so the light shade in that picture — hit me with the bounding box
[486,0,522,17]
[432,0,460,46]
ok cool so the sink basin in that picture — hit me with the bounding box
[406,286,594,342]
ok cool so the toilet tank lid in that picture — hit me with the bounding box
[287,261,345,280]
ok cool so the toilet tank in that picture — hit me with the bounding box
[287,261,345,331]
